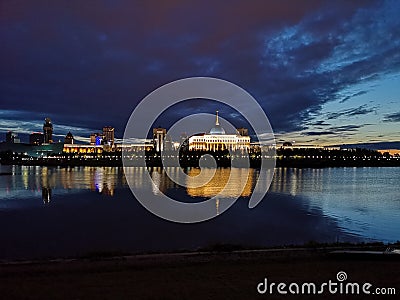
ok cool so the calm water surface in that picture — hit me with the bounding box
[0,165,399,259]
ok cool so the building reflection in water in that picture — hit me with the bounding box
[185,168,255,198]
[41,167,52,204]
[268,167,325,196]
[143,167,258,217]
[42,187,52,204]
[90,167,118,196]
[7,166,124,203]
[142,167,258,199]
[146,167,177,195]
[4,166,270,205]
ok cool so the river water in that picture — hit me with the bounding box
[0,165,398,259]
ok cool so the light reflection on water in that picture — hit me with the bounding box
[0,165,399,242]
[0,165,126,203]
[185,168,255,198]
[270,167,400,242]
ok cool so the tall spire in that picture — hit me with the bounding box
[215,110,219,126]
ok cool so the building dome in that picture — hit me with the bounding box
[64,131,74,144]
[209,110,226,135]
[209,124,226,135]
[283,141,293,147]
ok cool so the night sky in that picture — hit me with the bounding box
[1,0,399,145]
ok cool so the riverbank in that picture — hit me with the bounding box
[1,156,400,167]
[1,245,399,299]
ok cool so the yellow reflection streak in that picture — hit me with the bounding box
[186,168,255,198]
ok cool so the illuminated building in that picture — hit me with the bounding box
[30,132,44,145]
[90,133,98,145]
[188,111,250,151]
[90,132,105,145]
[95,135,103,146]
[280,142,340,150]
[63,144,104,155]
[119,142,154,152]
[153,127,167,152]
[43,118,53,143]
[63,143,154,155]
[64,132,74,144]
[164,134,174,151]
[103,126,115,145]
[377,149,400,156]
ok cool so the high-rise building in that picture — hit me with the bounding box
[237,128,249,136]
[43,118,53,144]
[6,131,20,143]
[153,127,167,152]
[6,131,13,143]
[164,134,174,151]
[90,133,98,145]
[64,132,74,144]
[30,132,44,145]
[103,126,114,145]
[90,133,104,145]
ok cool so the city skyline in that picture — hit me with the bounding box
[0,112,250,146]
[1,1,400,146]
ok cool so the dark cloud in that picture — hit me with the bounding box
[303,131,336,136]
[326,105,376,120]
[306,120,331,126]
[339,90,369,103]
[328,124,364,131]
[338,141,400,150]
[302,124,365,136]
[0,0,399,139]
[383,112,400,122]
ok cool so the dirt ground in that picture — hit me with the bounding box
[0,248,399,300]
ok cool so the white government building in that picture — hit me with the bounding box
[188,111,250,151]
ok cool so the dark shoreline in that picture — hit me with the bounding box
[1,157,400,168]
[1,244,399,300]
[1,241,397,264]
